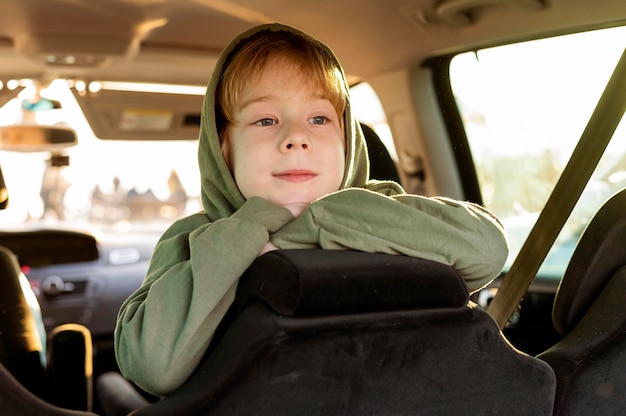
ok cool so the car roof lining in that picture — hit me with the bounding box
[0,0,625,85]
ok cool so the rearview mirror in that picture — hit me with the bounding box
[0,125,78,152]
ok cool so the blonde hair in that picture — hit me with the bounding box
[215,29,348,168]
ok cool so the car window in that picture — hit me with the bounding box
[450,26,626,278]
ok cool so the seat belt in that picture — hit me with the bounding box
[487,47,626,330]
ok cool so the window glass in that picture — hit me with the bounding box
[450,26,626,278]
[0,80,201,235]
[350,82,397,162]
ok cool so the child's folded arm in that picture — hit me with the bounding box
[271,188,509,292]
[114,198,292,396]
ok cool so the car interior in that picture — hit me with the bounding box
[0,0,625,415]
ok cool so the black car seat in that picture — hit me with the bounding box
[0,245,47,398]
[0,363,97,416]
[0,245,96,415]
[108,250,555,416]
[360,122,401,183]
[537,188,626,415]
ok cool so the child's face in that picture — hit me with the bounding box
[226,57,345,216]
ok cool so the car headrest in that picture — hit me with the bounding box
[553,188,626,335]
[235,249,468,317]
[360,123,400,183]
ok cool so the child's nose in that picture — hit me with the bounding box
[280,124,311,151]
[284,142,308,150]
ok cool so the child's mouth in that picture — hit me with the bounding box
[274,170,318,182]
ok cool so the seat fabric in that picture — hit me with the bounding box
[539,267,626,415]
[0,245,46,398]
[552,188,626,335]
[0,363,97,416]
[136,302,555,416]
[360,122,400,183]
[131,250,556,416]
[537,188,626,416]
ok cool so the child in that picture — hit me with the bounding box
[114,23,509,397]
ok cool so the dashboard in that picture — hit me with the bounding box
[1,229,156,337]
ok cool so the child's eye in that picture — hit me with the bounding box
[310,116,328,125]
[255,118,276,126]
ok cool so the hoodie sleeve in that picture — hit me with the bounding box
[271,188,508,292]
[114,197,293,396]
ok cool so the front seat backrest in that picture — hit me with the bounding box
[0,362,97,416]
[132,250,556,415]
[0,245,46,398]
[360,122,401,183]
[538,188,626,415]
[551,188,626,335]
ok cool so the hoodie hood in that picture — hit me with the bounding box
[198,23,370,221]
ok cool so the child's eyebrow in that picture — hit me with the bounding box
[238,95,273,112]
[239,92,330,112]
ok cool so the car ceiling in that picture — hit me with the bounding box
[1,0,625,87]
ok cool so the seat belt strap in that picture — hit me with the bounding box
[487,47,626,329]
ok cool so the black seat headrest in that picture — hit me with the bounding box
[236,249,468,317]
[553,188,626,334]
[360,123,401,183]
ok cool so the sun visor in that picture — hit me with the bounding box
[71,86,204,140]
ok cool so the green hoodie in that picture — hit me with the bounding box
[114,23,509,397]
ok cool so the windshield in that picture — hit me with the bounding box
[0,80,202,236]
[450,26,626,278]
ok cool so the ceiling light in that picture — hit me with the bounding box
[98,81,206,96]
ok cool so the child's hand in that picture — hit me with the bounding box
[259,241,279,256]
